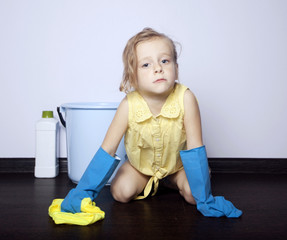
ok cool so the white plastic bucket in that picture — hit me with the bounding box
[58,102,126,183]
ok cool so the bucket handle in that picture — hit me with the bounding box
[57,107,66,128]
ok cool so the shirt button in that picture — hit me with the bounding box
[157,154,161,157]
[156,138,160,141]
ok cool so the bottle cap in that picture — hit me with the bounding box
[42,111,54,118]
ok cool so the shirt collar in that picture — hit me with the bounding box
[134,86,180,123]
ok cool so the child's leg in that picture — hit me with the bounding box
[166,169,196,205]
[180,146,242,217]
[110,161,149,203]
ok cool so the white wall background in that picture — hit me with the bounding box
[0,0,286,158]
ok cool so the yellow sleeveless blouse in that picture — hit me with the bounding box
[125,83,188,199]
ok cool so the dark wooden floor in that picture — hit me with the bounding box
[0,173,287,240]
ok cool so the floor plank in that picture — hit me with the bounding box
[0,173,286,240]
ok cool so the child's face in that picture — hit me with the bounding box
[136,37,178,98]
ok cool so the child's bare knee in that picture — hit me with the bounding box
[110,182,135,203]
[111,191,130,203]
[181,183,196,205]
[184,193,196,205]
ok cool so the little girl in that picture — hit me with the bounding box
[49,28,242,225]
[104,28,202,204]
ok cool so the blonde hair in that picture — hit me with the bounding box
[119,28,179,93]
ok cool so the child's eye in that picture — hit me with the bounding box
[162,59,169,64]
[142,63,150,68]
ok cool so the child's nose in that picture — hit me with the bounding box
[154,63,163,73]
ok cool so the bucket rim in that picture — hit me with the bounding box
[60,102,119,110]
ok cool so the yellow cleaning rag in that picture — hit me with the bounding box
[48,198,105,225]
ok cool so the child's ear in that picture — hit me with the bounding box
[175,63,179,80]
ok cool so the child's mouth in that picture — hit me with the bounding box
[154,78,166,83]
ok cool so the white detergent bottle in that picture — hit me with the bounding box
[35,111,59,178]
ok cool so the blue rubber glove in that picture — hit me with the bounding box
[61,147,120,213]
[180,146,242,218]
